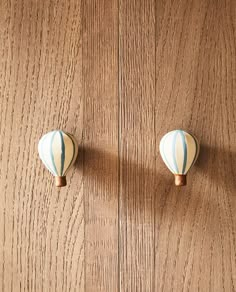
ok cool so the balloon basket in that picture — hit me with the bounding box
[174,175,186,186]
[55,176,67,187]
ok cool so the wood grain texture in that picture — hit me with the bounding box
[0,0,83,291]
[154,0,236,291]
[0,0,236,291]
[119,0,156,291]
[82,0,119,291]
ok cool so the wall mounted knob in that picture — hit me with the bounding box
[38,130,78,187]
[159,130,200,186]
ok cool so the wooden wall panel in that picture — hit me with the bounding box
[82,0,118,291]
[0,0,83,291]
[154,1,236,291]
[119,1,156,291]
[0,0,236,291]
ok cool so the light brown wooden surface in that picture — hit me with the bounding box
[119,0,156,291]
[0,0,236,291]
[83,0,118,291]
[0,0,83,291]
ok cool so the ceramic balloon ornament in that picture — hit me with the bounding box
[38,130,78,187]
[159,130,200,186]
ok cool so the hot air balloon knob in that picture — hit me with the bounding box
[159,130,200,186]
[38,130,78,187]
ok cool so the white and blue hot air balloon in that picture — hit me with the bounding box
[159,130,200,186]
[38,130,78,187]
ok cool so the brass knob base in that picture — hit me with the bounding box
[174,174,186,186]
[55,176,67,187]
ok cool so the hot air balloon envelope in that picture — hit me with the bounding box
[159,130,200,186]
[38,130,78,187]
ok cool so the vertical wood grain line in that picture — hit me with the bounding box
[118,0,121,291]
[82,0,119,291]
[119,0,156,291]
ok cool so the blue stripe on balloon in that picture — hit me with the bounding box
[39,134,55,175]
[179,130,187,174]
[161,132,176,173]
[50,131,58,176]
[59,131,65,176]
[65,132,76,173]
[172,131,179,173]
